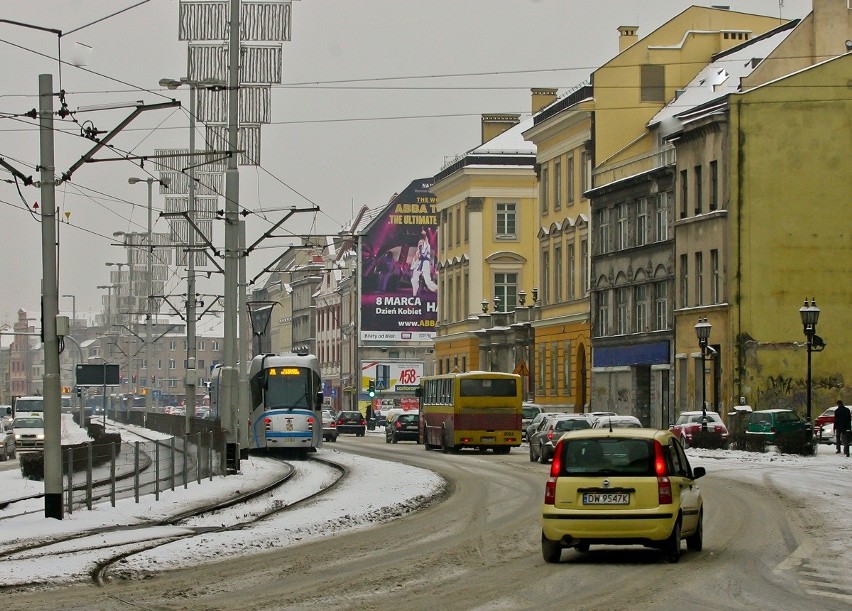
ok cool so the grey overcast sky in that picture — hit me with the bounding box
[0,0,813,326]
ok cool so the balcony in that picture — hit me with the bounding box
[592,145,676,189]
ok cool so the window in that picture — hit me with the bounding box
[680,254,689,308]
[554,159,562,210]
[581,239,589,295]
[551,342,558,395]
[567,243,576,300]
[447,211,453,248]
[554,244,563,303]
[616,287,629,335]
[539,344,546,391]
[541,166,549,213]
[169,379,177,388]
[597,291,609,336]
[680,170,688,218]
[455,274,461,322]
[212,341,220,351]
[710,160,718,211]
[694,165,703,215]
[198,359,205,370]
[655,193,669,241]
[199,341,205,351]
[567,155,575,203]
[636,198,648,246]
[494,273,518,312]
[563,340,572,395]
[634,284,647,332]
[581,150,592,195]
[711,249,720,304]
[447,275,455,321]
[496,203,517,238]
[463,201,469,242]
[168,359,176,370]
[541,250,550,305]
[597,208,611,254]
[654,282,669,331]
[695,251,704,306]
[616,203,629,250]
[169,340,177,351]
[455,206,461,245]
[641,64,665,102]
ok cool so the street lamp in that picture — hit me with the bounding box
[694,317,711,432]
[96,285,114,331]
[799,298,821,429]
[128,176,170,421]
[157,77,224,422]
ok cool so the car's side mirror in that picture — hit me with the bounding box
[692,466,706,479]
[668,422,674,427]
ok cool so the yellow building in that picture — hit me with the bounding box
[522,87,594,411]
[669,1,851,422]
[432,92,554,385]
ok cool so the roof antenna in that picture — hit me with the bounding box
[608,417,613,433]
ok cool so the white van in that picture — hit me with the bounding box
[14,396,44,418]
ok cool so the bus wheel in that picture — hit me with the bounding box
[441,425,449,454]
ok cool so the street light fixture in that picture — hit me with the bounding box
[694,317,711,432]
[799,298,821,429]
[156,76,224,424]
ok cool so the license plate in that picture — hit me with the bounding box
[480,436,495,442]
[583,493,629,505]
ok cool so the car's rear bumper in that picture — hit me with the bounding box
[337,425,365,435]
[542,507,676,543]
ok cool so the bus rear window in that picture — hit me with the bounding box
[459,378,517,398]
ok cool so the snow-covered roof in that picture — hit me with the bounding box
[648,24,795,137]
[471,116,536,156]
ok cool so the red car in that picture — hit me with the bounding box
[815,407,836,429]
[669,411,729,448]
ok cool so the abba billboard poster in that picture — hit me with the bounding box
[360,179,437,342]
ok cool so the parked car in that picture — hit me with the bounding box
[668,411,729,448]
[1,405,13,430]
[336,410,366,437]
[385,412,420,444]
[12,417,45,452]
[815,406,837,443]
[526,411,562,443]
[321,409,338,442]
[0,425,15,461]
[541,428,705,563]
[592,415,643,429]
[522,403,544,440]
[529,415,591,464]
[586,411,618,427]
[746,409,809,443]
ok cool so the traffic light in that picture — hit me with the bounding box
[368,381,375,398]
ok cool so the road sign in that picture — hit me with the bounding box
[513,359,529,376]
[153,390,161,399]
[375,380,388,391]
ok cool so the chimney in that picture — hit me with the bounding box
[481,114,520,144]
[617,25,639,52]
[531,88,558,114]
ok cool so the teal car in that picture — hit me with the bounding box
[746,409,809,442]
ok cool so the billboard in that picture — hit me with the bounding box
[361,361,424,394]
[360,179,437,342]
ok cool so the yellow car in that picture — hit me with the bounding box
[540,428,705,563]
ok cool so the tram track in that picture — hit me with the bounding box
[0,454,347,592]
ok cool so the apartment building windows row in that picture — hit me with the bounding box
[540,227,589,305]
[596,192,672,256]
[594,279,672,339]
[678,160,723,219]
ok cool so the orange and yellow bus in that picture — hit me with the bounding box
[417,371,523,454]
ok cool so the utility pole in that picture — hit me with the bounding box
[220,0,241,471]
[39,73,63,519]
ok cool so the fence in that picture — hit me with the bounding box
[62,413,227,512]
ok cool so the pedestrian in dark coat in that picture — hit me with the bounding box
[834,400,851,457]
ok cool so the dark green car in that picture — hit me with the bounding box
[746,409,808,442]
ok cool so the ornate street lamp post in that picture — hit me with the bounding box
[694,317,711,432]
[799,298,821,430]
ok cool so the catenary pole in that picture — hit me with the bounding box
[220,0,241,471]
[39,73,63,519]
[185,82,198,430]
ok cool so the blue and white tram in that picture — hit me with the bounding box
[247,352,324,454]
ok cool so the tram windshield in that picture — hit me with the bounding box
[264,367,314,410]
